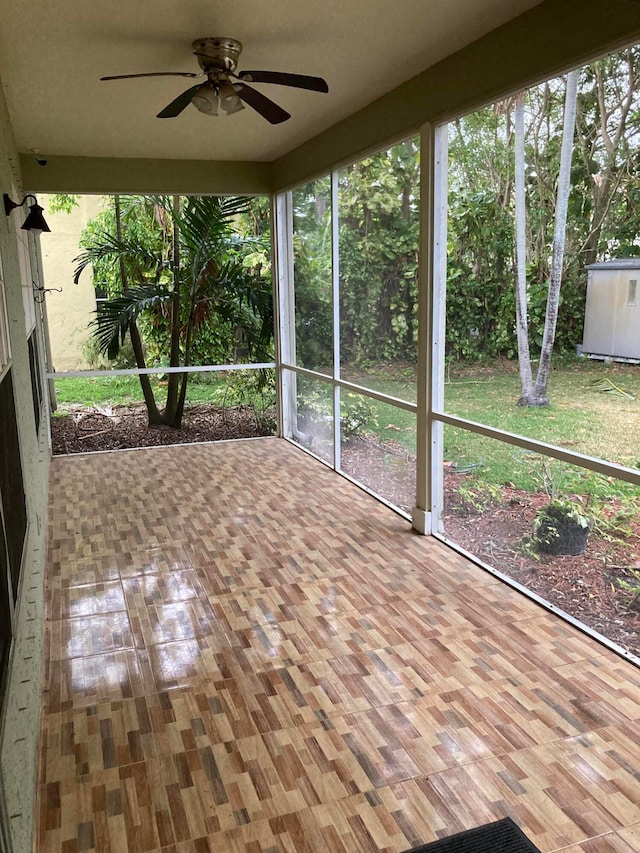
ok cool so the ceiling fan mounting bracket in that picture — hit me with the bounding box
[193,37,243,73]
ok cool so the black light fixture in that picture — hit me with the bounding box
[3,193,51,234]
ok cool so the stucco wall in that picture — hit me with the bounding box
[0,80,50,853]
[40,195,102,370]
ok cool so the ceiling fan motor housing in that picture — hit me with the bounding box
[193,37,243,73]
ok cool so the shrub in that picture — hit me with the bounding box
[297,384,377,440]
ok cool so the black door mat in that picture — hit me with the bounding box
[401,818,542,853]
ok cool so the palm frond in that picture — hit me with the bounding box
[591,377,635,399]
[207,263,274,359]
[176,196,252,255]
[73,229,161,285]
[91,284,170,359]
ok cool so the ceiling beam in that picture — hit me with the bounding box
[20,155,274,196]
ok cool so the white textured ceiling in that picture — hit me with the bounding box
[0,0,541,162]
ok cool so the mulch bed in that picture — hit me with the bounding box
[50,403,273,455]
[442,474,640,658]
[50,405,640,659]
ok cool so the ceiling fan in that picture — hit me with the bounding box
[101,37,329,124]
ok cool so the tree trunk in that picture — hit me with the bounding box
[170,304,194,428]
[163,195,183,424]
[513,91,534,405]
[530,70,579,405]
[115,195,163,425]
[582,174,613,267]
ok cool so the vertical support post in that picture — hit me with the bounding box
[413,124,435,534]
[273,191,296,439]
[414,122,448,535]
[430,124,449,532]
[331,169,341,471]
[271,192,283,437]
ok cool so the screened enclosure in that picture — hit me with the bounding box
[271,45,640,662]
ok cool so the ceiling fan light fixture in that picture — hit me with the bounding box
[191,85,219,115]
[219,81,244,115]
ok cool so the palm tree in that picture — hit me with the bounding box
[74,194,273,427]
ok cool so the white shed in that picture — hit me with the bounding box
[582,259,640,361]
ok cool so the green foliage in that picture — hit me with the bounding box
[341,393,378,438]
[446,106,517,361]
[289,49,640,376]
[291,177,333,370]
[74,194,273,426]
[82,332,138,370]
[223,369,277,432]
[531,499,591,555]
[291,141,420,371]
[76,195,273,366]
[92,284,170,359]
[617,569,640,608]
[338,139,420,366]
[446,189,515,360]
[47,194,80,214]
[296,380,377,441]
[533,499,591,532]
[443,47,640,363]
[454,479,502,515]
[77,196,169,299]
[589,503,638,542]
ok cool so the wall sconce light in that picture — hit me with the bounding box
[3,193,51,234]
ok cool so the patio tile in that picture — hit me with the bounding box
[129,599,222,648]
[40,441,640,853]
[49,611,134,659]
[44,649,152,714]
[48,580,126,621]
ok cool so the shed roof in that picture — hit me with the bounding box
[586,259,640,270]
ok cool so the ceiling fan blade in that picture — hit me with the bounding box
[157,84,203,118]
[234,82,290,124]
[238,70,328,93]
[101,72,200,81]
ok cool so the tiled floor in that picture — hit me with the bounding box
[39,438,640,852]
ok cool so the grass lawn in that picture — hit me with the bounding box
[53,372,253,410]
[349,358,640,500]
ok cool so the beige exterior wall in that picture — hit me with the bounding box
[40,195,103,370]
[0,77,50,853]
